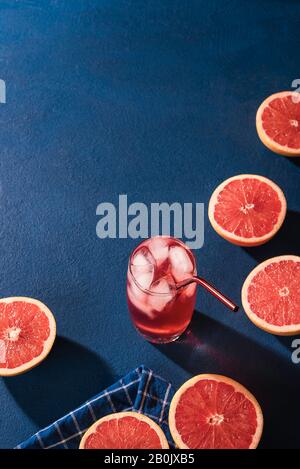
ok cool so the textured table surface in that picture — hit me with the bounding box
[0,0,300,448]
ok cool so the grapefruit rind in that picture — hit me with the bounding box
[256,91,300,157]
[0,297,56,377]
[79,411,169,449]
[169,374,263,450]
[242,255,300,335]
[208,174,287,246]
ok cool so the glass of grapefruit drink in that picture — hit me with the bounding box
[127,236,238,343]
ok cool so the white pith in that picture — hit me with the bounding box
[6,327,21,341]
[208,414,224,425]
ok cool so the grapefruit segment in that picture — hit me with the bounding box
[242,255,300,335]
[0,297,56,376]
[169,374,263,449]
[256,91,300,156]
[80,411,169,449]
[208,174,287,246]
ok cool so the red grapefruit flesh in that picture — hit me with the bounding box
[208,174,287,246]
[256,91,300,156]
[169,374,263,449]
[0,297,56,376]
[242,255,300,335]
[80,411,169,449]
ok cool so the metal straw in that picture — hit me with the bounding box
[176,276,239,312]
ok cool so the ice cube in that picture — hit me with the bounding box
[131,247,155,289]
[133,268,154,290]
[148,276,175,312]
[149,237,169,267]
[151,277,173,294]
[169,245,194,282]
[132,247,155,268]
[184,283,197,298]
[127,280,155,319]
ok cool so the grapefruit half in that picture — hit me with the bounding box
[169,374,263,449]
[256,91,300,156]
[80,411,169,449]
[0,297,56,376]
[242,255,300,335]
[208,174,286,246]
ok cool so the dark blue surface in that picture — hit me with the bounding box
[0,0,300,448]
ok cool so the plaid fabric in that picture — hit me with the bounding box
[17,365,175,449]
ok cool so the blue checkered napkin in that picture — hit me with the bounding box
[16,365,175,449]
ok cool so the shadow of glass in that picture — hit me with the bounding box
[4,336,114,429]
[287,156,300,168]
[243,210,300,263]
[155,312,300,449]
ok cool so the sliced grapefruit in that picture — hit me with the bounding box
[256,91,300,156]
[169,374,263,449]
[208,174,287,246]
[242,255,300,335]
[79,411,169,449]
[0,297,56,376]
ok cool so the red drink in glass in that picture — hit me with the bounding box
[126,236,197,343]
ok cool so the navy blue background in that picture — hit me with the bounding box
[0,0,300,448]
